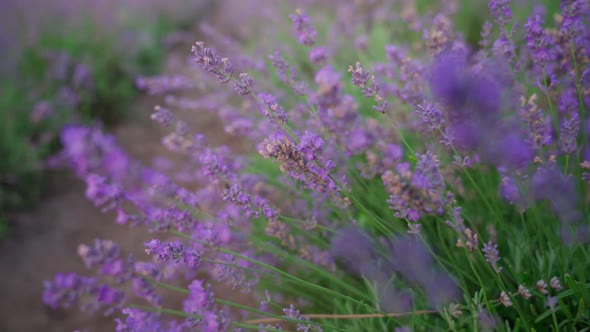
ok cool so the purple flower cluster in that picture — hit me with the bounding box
[488,0,512,26]
[259,132,338,194]
[289,9,317,47]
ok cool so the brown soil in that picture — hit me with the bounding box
[0,7,251,331]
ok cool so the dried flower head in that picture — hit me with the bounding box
[550,276,563,290]
[518,285,532,299]
[499,291,512,307]
[537,279,549,294]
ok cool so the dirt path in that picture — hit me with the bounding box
[0,8,248,331]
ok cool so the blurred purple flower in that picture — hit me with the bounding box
[532,166,581,225]
[289,9,317,47]
[488,0,512,26]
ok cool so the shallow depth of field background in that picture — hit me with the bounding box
[0,1,213,330]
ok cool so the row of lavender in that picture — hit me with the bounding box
[0,0,210,227]
[45,0,589,331]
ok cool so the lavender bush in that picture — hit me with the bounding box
[45,0,590,330]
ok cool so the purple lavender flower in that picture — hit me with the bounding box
[560,0,588,40]
[416,103,446,132]
[488,0,513,26]
[84,174,125,212]
[256,92,287,124]
[214,254,255,291]
[115,308,163,332]
[150,105,175,127]
[309,46,327,64]
[289,9,317,47]
[332,227,458,310]
[559,89,579,115]
[233,73,254,96]
[546,296,558,310]
[312,65,343,110]
[43,273,92,309]
[78,239,120,269]
[560,113,580,154]
[282,304,322,332]
[413,151,444,192]
[192,41,234,82]
[480,21,493,49]
[132,277,162,307]
[259,133,337,194]
[43,273,125,315]
[348,62,371,88]
[532,166,581,225]
[183,280,215,314]
[387,236,460,308]
[492,32,516,62]
[145,239,189,264]
[482,241,503,272]
[268,51,307,95]
[499,175,529,211]
[524,16,551,66]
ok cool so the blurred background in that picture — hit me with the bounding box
[0,1,215,330]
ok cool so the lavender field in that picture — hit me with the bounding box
[1,0,590,331]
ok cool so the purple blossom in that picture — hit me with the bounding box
[132,277,162,306]
[524,16,551,66]
[289,9,317,47]
[43,273,124,315]
[312,65,342,110]
[43,273,92,309]
[492,32,516,62]
[115,308,163,332]
[482,241,503,272]
[413,151,444,192]
[532,166,581,225]
[499,175,529,211]
[183,280,215,314]
[546,296,558,310]
[559,89,579,114]
[348,62,371,88]
[488,0,513,26]
[282,305,322,332]
[268,51,291,82]
[309,46,327,64]
[192,41,234,82]
[480,21,493,49]
[144,239,202,267]
[560,0,588,40]
[387,236,460,308]
[150,105,175,127]
[256,92,287,124]
[31,100,53,123]
[214,254,255,291]
[84,174,125,212]
[233,73,254,96]
[78,239,120,269]
[298,132,324,162]
[560,113,580,154]
[416,103,446,132]
[268,51,306,95]
[259,133,337,194]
